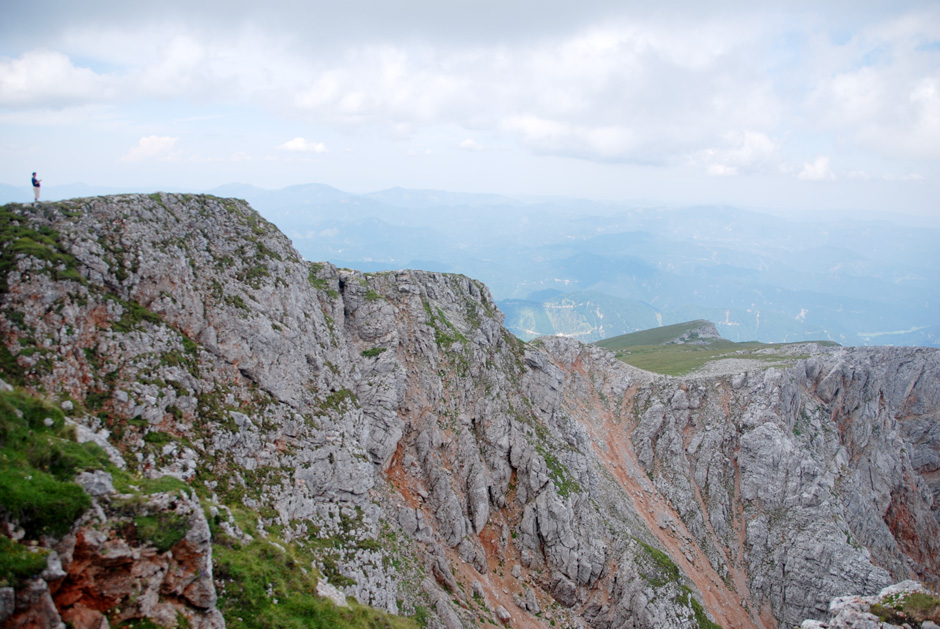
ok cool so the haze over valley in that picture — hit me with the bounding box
[5,181,937,348]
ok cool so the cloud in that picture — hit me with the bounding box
[2,1,938,192]
[278,17,780,163]
[135,35,211,98]
[695,131,780,176]
[503,115,638,161]
[278,137,328,153]
[797,156,836,181]
[121,135,179,161]
[848,170,924,182]
[707,164,739,176]
[0,49,115,107]
[803,12,940,161]
[459,139,485,151]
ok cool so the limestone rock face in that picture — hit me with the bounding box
[1,194,938,628]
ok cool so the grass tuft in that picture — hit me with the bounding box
[0,388,110,537]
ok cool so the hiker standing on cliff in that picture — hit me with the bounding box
[31,172,41,202]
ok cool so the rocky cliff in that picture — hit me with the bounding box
[0,194,937,628]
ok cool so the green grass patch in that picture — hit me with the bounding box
[0,341,27,386]
[308,264,339,297]
[309,272,330,291]
[0,204,84,293]
[361,347,387,358]
[0,467,91,537]
[636,539,681,587]
[0,534,49,587]
[238,264,271,289]
[423,302,467,348]
[536,445,580,498]
[680,586,722,629]
[111,470,189,496]
[142,430,173,446]
[597,320,716,348]
[213,538,420,629]
[318,389,359,414]
[109,298,163,333]
[871,591,940,626]
[0,388,112,537]
[134,512,189,552]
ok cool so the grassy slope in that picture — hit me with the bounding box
[595,320,714,349]
[595,321,837,376]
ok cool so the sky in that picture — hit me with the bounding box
[2,0,939,221]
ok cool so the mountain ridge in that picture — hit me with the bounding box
[1,183,937,347]
[1,194,938,628]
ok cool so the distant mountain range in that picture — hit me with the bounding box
[2,181,937,347]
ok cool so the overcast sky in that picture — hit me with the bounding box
[2,0,938,220]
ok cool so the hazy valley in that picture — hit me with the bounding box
[4,182,937,349]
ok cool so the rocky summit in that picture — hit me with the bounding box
[0,193,938,629]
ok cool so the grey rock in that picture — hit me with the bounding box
[41,551,66,581]
[0,587,14,622]
[3,194,940,629]
[316,580,349,608]
[800,580,937,629]
[75,470,114,496]
[550,572,579,607]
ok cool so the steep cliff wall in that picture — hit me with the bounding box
[0,194,937,628]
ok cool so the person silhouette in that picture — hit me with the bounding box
[31,172,41,202]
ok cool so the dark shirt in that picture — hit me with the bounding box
[32,177,40,188]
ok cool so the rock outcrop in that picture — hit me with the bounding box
[1,194,938,628]
[799,580,940,628]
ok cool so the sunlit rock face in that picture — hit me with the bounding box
[1,194,937,628]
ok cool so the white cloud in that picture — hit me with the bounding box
[277,17,781,164]
[0,49,114,107]
[278,137,328,153]
[803,12,940,161]
[797,156,836,181]
[503,115,637,161]
[884,172,924,181]
[121,135,179,161]
[135,35,210,98]
[707,164,738,176]
[1,2,938,202]
[695,131,780,176]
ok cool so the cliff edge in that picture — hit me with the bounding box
[1,194,937,628]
